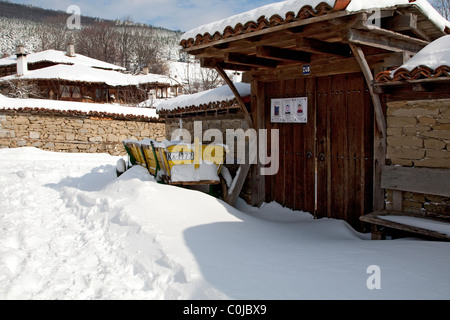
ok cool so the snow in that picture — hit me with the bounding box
[381,216,450,237]
[391,35,450,72]
[170,164,220,183]
[0,49,126,71]
[0,95,158,119]
[1,64,177,87]
[181,0,450,41]
[155,83,251,111]
[1,147,450,300]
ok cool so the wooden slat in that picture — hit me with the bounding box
[381,166,450,198]
[304,77,316,214]
[316,76,331,219]
[360,211,450,241]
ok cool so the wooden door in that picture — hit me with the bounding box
[264,78,316,215]
[316,73,374,230]
[264,73,373,231]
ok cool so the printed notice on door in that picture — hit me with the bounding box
[271,97,308,123]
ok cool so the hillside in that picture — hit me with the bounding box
[0,0,101,24]
[0,0,184,68]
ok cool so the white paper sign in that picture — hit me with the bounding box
[271,97,308,123]
[271,98,283,123]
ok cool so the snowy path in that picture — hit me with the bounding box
[0,150,155,299]
[1,148,450,300]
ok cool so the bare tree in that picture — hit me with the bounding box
[76,21,119,65]
[2,79,42,99]
[132,27,166,75]
[434,0,450,19]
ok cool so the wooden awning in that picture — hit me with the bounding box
[180,1,448,79]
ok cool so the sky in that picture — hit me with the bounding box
[6,0,278,32]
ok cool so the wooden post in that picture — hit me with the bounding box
[215,65,253,129]
[251,79,265,207]
[350,44,387,212]
[215,65,254,207]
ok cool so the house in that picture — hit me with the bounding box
[177,0,450,231]
[0,44,182,105]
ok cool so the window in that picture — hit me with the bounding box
[61,85,70,98]
[72,86,82,99]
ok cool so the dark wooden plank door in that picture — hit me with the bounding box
[264,78,316,215]
[263,73,373,231]
[315,73,374,230]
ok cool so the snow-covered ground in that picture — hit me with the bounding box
[1,147,450,300]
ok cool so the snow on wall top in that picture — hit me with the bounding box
[376,34,450,82]
[154,83,251,112]
[0,64,178,87]
[181,0,450,46]
[0,93,159,119]
[394,34,450,71]
[0,49,126,71]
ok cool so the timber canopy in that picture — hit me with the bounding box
[180,0,450,81]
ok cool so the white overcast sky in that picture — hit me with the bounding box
[8,0,277,31]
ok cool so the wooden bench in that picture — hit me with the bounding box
[360,166,450,241]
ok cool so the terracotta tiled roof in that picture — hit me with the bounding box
[158,98,245,116]
[180,0,350,49]
[376,65,450,82]
[1,106,162,122]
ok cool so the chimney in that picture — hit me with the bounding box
[142,66,149,75]
[66,42,75,57]
[16,45,28,76]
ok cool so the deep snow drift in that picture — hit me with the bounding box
[1,148,450,300]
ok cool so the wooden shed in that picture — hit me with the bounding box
[179,0,450,231]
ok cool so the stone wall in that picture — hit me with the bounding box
[386,99,450,215]
[0,110,165,156]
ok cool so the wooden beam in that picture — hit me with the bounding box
[381,166,450,198]
[256,46,311,63]
[350,45,386,138]
[350,44,387,212]
[296,38,351,58]
[226,52,279,69]
[215,64,253,129]
[200,58,253,72]
[215,65,254,208]
[384,13,417,32]
[346,29,426,53]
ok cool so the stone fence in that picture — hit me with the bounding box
[0,110,165,156]
[386,99,450,215]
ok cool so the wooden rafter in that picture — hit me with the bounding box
[225,52,279,69]
[346,28,428,54]
[256,46,310,63]
[296,38,352,58]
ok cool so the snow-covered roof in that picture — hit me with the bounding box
[0,64,179,87]
[181,0,450,48]
[0,49,125,71]
[376,35,450,82]
[155,83,251,113]
[0,94,159,120]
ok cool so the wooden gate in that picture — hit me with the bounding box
[264,73,374,231]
